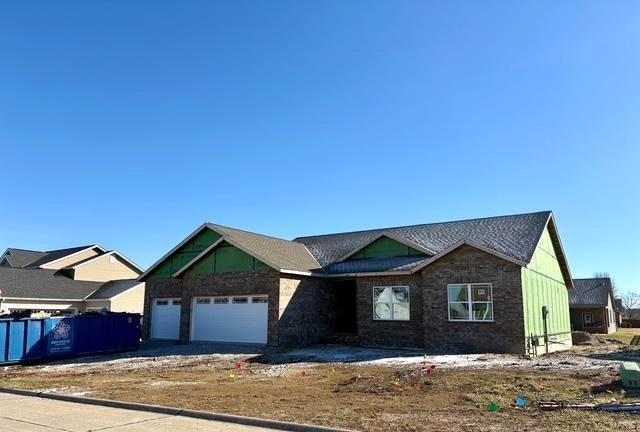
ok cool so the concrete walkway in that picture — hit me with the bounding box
[0,393,281,432]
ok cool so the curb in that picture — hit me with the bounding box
[0,387,356,432]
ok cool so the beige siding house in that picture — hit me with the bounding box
[0,245,145,315]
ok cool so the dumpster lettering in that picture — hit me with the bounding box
[47,320,74,355]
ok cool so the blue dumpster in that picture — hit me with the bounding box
[0,313,141,365]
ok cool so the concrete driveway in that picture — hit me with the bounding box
[0,392,282,432]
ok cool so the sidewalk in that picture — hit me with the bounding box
[0,392,282,432]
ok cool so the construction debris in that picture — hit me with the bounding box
[539,400,640,413]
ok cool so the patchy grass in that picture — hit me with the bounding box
[597,328,640,345]
[1,357,639,431]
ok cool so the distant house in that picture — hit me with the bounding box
[0,245,145,315]
[569,278,617,334]
[140,210,574,355]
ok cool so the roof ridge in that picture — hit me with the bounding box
[573,277,611,281]
[44,245,97,253]
[293,210,552,240]
[6,248,45,253]
[207,223,298,244]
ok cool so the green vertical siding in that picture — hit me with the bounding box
[183,242,269,276]
[347,236,426,260]
[521,226,571,353]
[147,229,222,280]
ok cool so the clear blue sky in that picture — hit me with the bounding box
[1,2,638,293]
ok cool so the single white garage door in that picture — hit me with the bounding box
[191,295,268,344]
[150,298,181,340]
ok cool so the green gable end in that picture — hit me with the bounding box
[147,229,222,280]
[182,242,270,276]
[521,225,571,353]
[347,236,426,261]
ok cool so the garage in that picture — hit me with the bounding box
[191,295,268,344]
[150,298,181,340]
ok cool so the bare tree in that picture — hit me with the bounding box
[620,291,640,320]
[593,271,618,298]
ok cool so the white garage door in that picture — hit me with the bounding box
[191,295,268,344]
[151,298,181,340]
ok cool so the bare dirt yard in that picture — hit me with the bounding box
[2,341,640,432]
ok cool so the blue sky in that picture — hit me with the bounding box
[1,2,638,293]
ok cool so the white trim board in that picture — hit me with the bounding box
[40,245,106,269]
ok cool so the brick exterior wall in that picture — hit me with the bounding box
[421,244,525,354]
[355,274,424,348]
[278,276,336,346]
[143,244,528,354]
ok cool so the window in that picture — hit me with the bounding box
[156,300,169,306]
[373,286,410,321]
[447,283,493,322]
[251,296,268,303]
[583,312,593,325]
[233,297,248,304]
[214,297,229,304]
[196,298,211,305]
[172,300,181,306]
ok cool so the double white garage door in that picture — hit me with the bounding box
[150,295,268,344]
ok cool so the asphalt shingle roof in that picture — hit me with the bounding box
[294,211,552,268]
[206,223,322,272]
[569,278,613,306]
[25,246,98,268]
[324,256,429,274]
[87,279,141,300]
[0,267,103,300]
[1,246,98,268]
[2,249,48,268]
[145,211,565,279]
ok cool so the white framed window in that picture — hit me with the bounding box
[233,297,248,304]
[196,298,211,305]
[447,283,494,322]
[373,286,410,321]
[214,297,229,304]
[583,312,593,325]
[172,300,181,306]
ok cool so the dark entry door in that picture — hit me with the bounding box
[334,280,357,333]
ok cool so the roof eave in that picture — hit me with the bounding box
[39,245,107,269]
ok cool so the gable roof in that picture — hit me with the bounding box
[143,211,572,282]
[569,278,613,306]
[1,248,49,268]
[336,232,435,262]
[141,224,322,279]
[65,250,144,274]
[1,246,102,269]
[295,211,552,267]
[205,223,322,273]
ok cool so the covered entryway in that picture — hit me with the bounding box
[191,295,268,344]
[150,298,181,340]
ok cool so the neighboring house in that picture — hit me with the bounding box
[568,278,617,334]
[141,210,573,355]
[0,245,145,315]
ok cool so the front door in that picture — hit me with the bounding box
[335,280,357,333]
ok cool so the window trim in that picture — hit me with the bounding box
[583,311,593,326]
[372,286,410,321]
[447,283,494,322]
